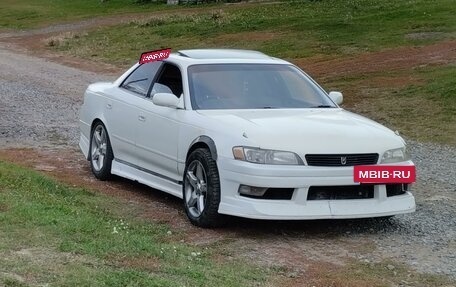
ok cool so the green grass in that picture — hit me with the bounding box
[0,0,177,29]
[395,65,456,144]
[50,0,456,65]
[327,64,456,145]
[1,162,454,286]
[0,161,268,287]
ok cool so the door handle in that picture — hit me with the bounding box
[138,115,146,122]
[106,104,112,109]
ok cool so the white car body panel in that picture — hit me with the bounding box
[79,49,415,220]
[135,100,181,181]
[196,109,404,156]
[105,87,140,164]
[111,160,182,198]
[217,157,415,219]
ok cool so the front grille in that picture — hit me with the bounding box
[305,153,379,166]
[307,185,374,200]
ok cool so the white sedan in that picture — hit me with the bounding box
[79,49,415,227]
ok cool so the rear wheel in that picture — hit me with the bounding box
[183,148,225,228]
[89,122,113,180]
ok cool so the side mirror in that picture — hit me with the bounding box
[152,93,180,108]
[328,91,343,105]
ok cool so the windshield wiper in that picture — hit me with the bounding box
[257,106,278,109]
[309,105,334,108]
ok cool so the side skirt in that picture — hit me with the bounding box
[111,159,183,199]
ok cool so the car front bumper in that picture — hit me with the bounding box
[217,157,416,220]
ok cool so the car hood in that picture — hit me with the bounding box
[197,109,404,154]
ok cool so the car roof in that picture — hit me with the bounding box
[178,49,270,59]
[166,49,290,66]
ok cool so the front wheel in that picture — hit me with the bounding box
[183,148,225,228]
[89,122,113,180]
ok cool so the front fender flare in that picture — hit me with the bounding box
[189,135,218,161]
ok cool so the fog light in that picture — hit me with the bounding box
[238,185,268,197]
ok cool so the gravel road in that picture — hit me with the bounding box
[0,46,114,147]
[0,44,455,280]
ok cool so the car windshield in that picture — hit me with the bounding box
[188,64,335,110]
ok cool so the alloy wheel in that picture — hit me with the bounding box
[91,125,107,172]
[185,160,208,218]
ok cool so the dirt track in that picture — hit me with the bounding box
[1,22,456,285]
[295,41,456,80]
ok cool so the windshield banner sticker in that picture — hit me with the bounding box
[139,48,171,64]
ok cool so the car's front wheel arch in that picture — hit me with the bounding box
[187,136,217,162]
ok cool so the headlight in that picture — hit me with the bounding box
[380,147,410,163]
[232,146,303,165]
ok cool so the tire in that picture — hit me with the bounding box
[89,122,113,180]
[183,148,225,228]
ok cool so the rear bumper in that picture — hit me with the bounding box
[217,157,416,219]
[79,133,90,160]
